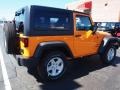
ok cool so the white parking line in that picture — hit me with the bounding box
[0,47,12,90]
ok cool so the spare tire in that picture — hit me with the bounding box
[3,22,19,54]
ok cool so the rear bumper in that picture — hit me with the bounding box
[16,55,39,67]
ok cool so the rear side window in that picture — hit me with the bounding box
[29,7,73,36]
[76,16,92,30]
[33,13,71,31]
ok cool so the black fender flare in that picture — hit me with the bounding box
[33,41,74,59]
[98,37,120,54]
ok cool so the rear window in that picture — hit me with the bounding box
[33,13,71,31]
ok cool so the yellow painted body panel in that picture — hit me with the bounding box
[20,32,105,59]
[20,35,75,58]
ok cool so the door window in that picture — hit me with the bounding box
[76,16,92,30]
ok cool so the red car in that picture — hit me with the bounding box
[113,24,120,37]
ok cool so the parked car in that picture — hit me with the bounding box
[3,5,120,81]
[95,22,120,37]
[0,20,7,29]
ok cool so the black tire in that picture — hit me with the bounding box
[37,51,68,81]
[100,45,116,64]
[3,22,18,54]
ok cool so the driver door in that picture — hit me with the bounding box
[74,14,99,57]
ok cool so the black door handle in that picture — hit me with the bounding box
[75,35,81,37]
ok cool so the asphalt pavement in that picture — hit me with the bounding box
[0,63,4,90]
[0,27,120,90]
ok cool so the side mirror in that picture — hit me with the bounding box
[92,25,98,34]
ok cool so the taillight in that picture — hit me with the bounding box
[21,38,28,47]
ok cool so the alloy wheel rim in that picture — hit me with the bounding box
[107,48,115,61]
[47,57,64,77]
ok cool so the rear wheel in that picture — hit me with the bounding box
[3,22,19,54]
[100,45,116,64]
[37,51,68,81]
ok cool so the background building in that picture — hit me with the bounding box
[66,0,120,22]
[65,0,92,14]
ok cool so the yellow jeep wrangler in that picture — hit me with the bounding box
[3,5,120,81]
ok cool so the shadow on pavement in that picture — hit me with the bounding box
[26,55,120,90]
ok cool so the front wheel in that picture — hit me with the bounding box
[37,51,68,81]
[100,45,116,64]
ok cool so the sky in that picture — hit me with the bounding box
[0,0,77,20]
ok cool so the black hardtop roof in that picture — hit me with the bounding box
[16,5,89,15]
[31,5,89,15]
[31,5,72,12]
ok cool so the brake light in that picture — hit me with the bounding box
[21,38,28,47]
